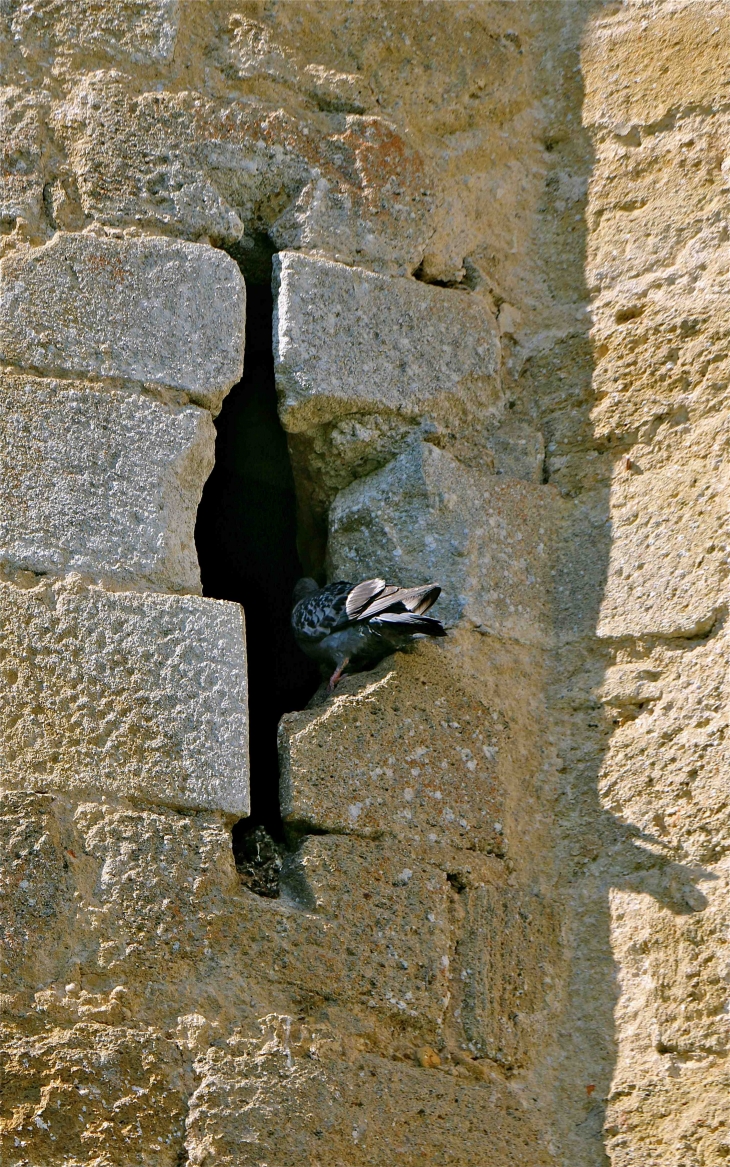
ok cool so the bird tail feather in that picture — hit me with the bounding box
[371,612,446,637]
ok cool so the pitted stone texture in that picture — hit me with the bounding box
[3,0,181,66]
[597,461,728,639]
[274,251,501,433]
[53,70,436,271]
[0,89,54,240]
[327,441,559,642]
[0,792,79,994]
[597,633,730,866]
[455,882,557,1072]
[0,582,248,813]
[72,800,238,987]
[583,5,730,134]
[185,1023,553,1167]
[605,879,730,1167]
[279,647,505,855]
[281,835,453,1025]
[0,1023,189,1165]
[0,374,214,592]
[0,233,246,413]
[0,792,243,1017]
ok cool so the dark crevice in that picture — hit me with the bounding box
[411,259,466,288]
[195,264,320,877]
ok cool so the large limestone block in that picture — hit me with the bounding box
[281,835,453,1025]
[0,792,244,1022]
[597,461,728,639]
[0,374,214,592]
[0,1023,188,1165]
[597,633,730,865]
[279,647,505,855]
[605,880,730,1167]
[0,233,246,413]
[185,1026,552,1167]
[327,441,559,643]
[0,792,79,995]
[7,0,182,65]
[0,582,248,814]
[587,115,730,298]
[582,5,730,133]
[54,71,435,271]
[456,882,556,1072]
[273,251,501,433]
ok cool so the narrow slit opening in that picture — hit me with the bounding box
[195,266,320,890]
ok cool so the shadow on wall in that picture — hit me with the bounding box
[194,269,320,841]
[522,6,717,1162]
[193,6,716,1157]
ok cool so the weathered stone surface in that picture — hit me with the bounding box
[605,878,730,1167]
[0,233,246,412]
[2,0,181,67]
[582,5,730,134]
[0,88,54,243]
[0,373,214,592]
[279,646,505,855]
[0,791,244,1015]
[597,632,730,866]
[281,834,454,1025]
[456,881,556,1072]
[53,71,436,272]
[185,1020,553,1167]
[0,1022,189,1165]
[327,441,559,643]
[273,251,501,433]
[0,792,79,995]
[488,418,545,483]
[0,581,248,813]
[2,2,727,1165]
[597,460,728,639]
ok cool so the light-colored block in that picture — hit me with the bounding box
[458,881,556,1071]
[278,648,505,855]
[0,582,248,814]
[0,374,214,592]
[186,1026,552,1167]
[273,251,501,433]
[0,233,246,413]
[597,461,728,639]
[6,0,181,65]
[327,441,559,644]
[0,1024,187,1165]
[281,835,453,1023]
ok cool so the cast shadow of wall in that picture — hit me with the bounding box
[515,7,715,1160]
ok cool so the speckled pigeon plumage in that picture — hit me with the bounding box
[291,576,446,692]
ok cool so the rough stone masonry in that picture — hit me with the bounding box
[0,3,728,1166]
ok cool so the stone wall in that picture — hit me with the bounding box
[0,3,728,1165]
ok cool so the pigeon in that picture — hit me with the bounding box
[291,576,446,693]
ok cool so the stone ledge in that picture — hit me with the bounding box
[273,250,501,433]
[327,441,561,644]
[0,373,214,593]
[278,647,505,853]
[0,581,249,814]
[0,233,246,414]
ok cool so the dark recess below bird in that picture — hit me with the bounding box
[291,576,446,692]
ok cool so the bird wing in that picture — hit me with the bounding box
[345,577,387,618]
[356,584,441,622]
[370,611,447,636]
